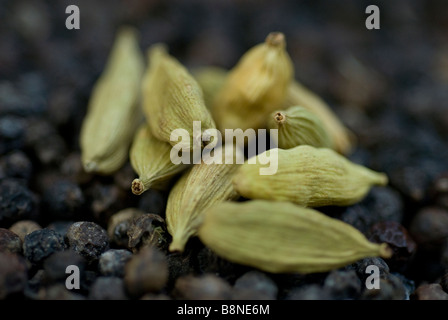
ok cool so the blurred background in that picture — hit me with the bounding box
[1,0,448,298]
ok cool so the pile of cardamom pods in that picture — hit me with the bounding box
[79,26,392,274]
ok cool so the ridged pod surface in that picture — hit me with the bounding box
[130,124,188,195]
[198,200,392,274]
[142,44,218,151]
[80,26,145,174]
[233,145,388,207]
[212,32,293,133]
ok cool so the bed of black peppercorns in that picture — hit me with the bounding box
[1,0,448,301]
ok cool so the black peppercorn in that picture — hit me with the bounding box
[172,274,233,300]
[0,178,38,226]
[285,284,332,300]
[43,250,86,283]
[124,246,168,298]
[66,221,110,263]
[88,277,128,300]
[0,252,28,299]
[107,208,144,248]
[23,229,66,266]
[411,283,448,300]
[0,150,32,180]
[98,249,132,277]
[232,271,278,300]
[409,207,448,252]
[360,273,407,300]
[42,179,85,220]
[323,270,362,300]
[368,221,416,272]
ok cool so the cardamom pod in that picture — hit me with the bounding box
[211,32,293,132]
[233,145,388,207]
[268,105,333,149]
[166,145,244,252]
[192,66,228,110]
[142,44,218,150]
[197,200,392,274]
[80,26,145,174]
[130,124,188,195]
[284,81,355,155]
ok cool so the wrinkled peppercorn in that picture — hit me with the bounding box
[23,229,66,265]
[124,246,168,298]
[0,178,38,226]
[127,213,168,253]
[43,250,86,283]
[42,179,85,220]
[368,221,416,272]
[172,273,233,300]
[411,283,448,300]
[409,207,448,251]
[9,220,41,242]
[360,273,407,300]
[0,252,27,299]
[98,249,132,277]
[285,284,332,300]
[232,270,278,300]
[0,228,22,254]
[323,270,362,300]
[0,150,32,181]
[66,221,109,263]
[88,277,128,300]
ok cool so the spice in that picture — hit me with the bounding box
[98,249,132,277]
[9,220,41,242]
[80,26,144,175]
[0,178,37,225]
[197,200,392,274]
[166,145,243,252]
[267,105,333,149]
[0,252,28,299]
[43,250,86,283]
[0,228,22,254]
[23,229,66,266]
[127,213,168,253]
[192,66,228,109]
[142,44,217,150]
[124,246,168,298]
[172,273,233,300]
[66,221,110,263]
[284,81,355,155]
[233,145,388,207]
[211,32,293,132]
[130,124,187,195]
[89,277,128,300]
[107,208,145,248]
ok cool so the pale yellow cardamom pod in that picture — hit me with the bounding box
[142,44,218,151]
[130,124,188,195]
[80,26,145,175]
[268,105,333,149]
[284,81,355,155]
[197,200,392,274]
[233,145,388,207]
[192,66,228,110]
[166,144,245,252]
[212,32,294,132]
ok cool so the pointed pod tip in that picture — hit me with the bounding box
[265,32,286,47]
[379,243,393,259]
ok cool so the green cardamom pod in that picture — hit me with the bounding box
[284,81,355,155]
[211,32,294,132]
[268,105,333,149]
[192,66,228,110]
[130,124,188,195]
[166,145,244,252]
[80,26,145,174]
[198,200,392,274]
[233,145,388,207]
[142,44,218,150]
